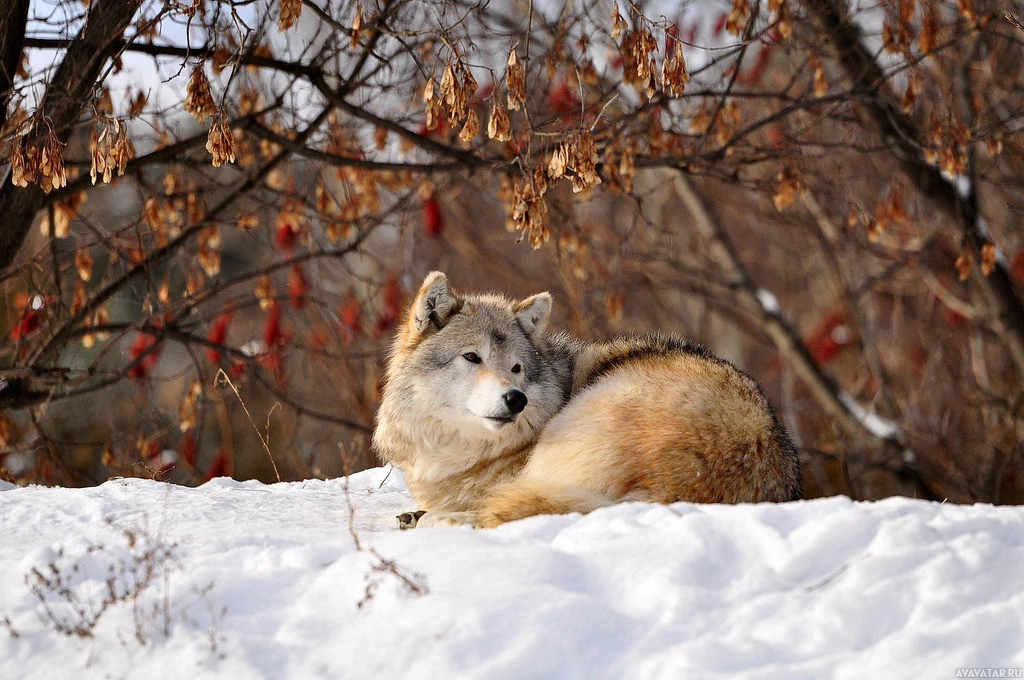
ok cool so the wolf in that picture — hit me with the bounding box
[373,271,802,529]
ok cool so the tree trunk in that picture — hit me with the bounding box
[0,0,30,132]
[0,0,143,273]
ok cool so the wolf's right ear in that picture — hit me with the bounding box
[514,292,552,335]
[407,271,460,337]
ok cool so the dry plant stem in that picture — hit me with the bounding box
[215,369,281,482]
[338,442,361,551]
[338,443,427,607]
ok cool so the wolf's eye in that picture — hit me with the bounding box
[511,364,522,374]
[462,352,481,364]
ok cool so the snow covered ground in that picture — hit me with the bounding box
[1,468,1022,679]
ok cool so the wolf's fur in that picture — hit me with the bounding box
[373,272,802,528]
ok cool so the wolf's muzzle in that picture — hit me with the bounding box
[503,389,528,415]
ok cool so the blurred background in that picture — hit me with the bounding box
[2,0,1023,503]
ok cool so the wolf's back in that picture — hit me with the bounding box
[525,333,803,504]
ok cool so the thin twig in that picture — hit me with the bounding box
[214,369,281,483]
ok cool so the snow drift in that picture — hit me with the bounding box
[1,468,1022,679]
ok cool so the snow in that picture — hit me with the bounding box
[755,288,781,315]
[2,468,1023,679]
[839,391,901,440]
[952,174,973,199]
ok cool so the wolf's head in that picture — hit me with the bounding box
[375,272,571,467]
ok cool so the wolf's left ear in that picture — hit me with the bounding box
[515,292,552,335]
[408,271,460,336]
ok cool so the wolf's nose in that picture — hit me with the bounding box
[503,389,528,415]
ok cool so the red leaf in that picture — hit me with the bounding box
[745,46,773,86]
[942,308,969,328]
[263,302,282,347]
[275,220,299,252]
[767,125,786,150]
[204,449,229,482]
[547,79,581,115]
[422,195,444,237]
[907,346,928,371]
[382,276,401,323]
[340,293,362,339]
[713,12,728,36]
[665,22,679,55]
[804,309,852,365]
[180,431,198,467]
[376,275,402,334]
[417,116,449,139]
[128,333,162,380]
[258,344,286,385]
[1011,246,1024,284]
[471,82,494,107]
[10,310,40,341]
[207,308,234,364]
[288,264,308,309]
[339,294,362,344]
[143,438,161,460]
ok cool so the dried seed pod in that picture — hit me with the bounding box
[197,225,221,277]
[75,249,93,282]
[423,78,442,131]
[773,164,805,211]
[662,40,690,97]
[955,251,973,281]
[206,115,236,167]
[255,275,276,310]
[507,49,526,111]
[981,242,997,276]
[185,64,217,122]
[279,0,302,30]
[459,109,479,143]
[726,0,751,35]
[351,4,364,46]
[611,5,627,40]
[487,98,512,142]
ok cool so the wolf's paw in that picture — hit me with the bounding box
[406,511,478,529]
[397,510,427,530]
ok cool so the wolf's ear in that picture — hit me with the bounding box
[515,292,552,335]
[407,271,460,336]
